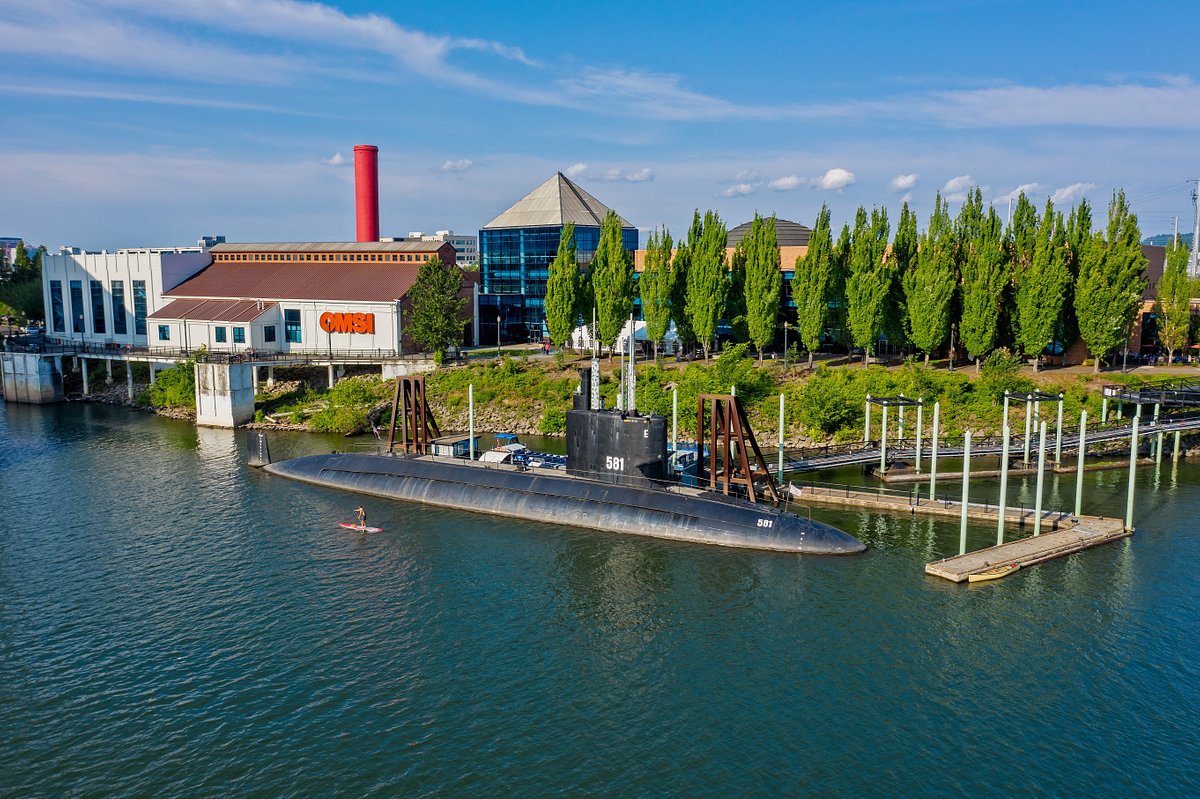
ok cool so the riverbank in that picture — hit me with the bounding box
[73,345,1195,446]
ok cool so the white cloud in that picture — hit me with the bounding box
[1051,182,1098,204]
[721,183,757,198]
[942,175,973,194]
[815,168,856,190]
[440,158,473,172]
[735,169,759,181]
[996,182,1041,203]
[900,192,912,204]
[890,173,918,190]
[597,167,655,182]
[768,175,804,191]
[565,162,588,178]
[321,152,347,166]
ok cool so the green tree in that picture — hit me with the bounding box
[0,243,11,282]
[888,202,918,347]
[406,256,467,362]
[12,241,32,282]
[957,190,1009,370]
[639,226,674,359]
[903,194,956,364]
[726,240,748,342]
[1075,190,1148,372]
[1156,239,1192,363]
[844,206,891,364]
[544,223,578,349]
[685,210,728,360]
[828,223,852,348]
[670,212,700,350]
[1014,200,1071,370]
[794,205,833,369]
[743,214,781,363]
[590,211,635,354]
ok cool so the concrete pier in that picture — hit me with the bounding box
[194,362,255,428]
[1,352,64,403]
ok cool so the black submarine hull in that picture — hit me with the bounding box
[264,452,866,555]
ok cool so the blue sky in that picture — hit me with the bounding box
[1,0,1196,250]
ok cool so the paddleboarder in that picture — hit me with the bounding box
[355,506,366,529]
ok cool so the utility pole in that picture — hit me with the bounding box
[1190,179,1200,278]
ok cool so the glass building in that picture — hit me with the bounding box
[479,173,638,343]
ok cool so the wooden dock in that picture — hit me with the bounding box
[785,483,1131,581]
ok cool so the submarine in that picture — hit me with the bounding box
[257,365,865,555]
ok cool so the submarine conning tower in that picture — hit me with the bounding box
[567,366,668,488]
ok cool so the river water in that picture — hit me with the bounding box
[2,402,1197,797]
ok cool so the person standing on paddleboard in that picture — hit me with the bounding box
[355,506,366,529]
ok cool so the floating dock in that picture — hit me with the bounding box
[785,483,1131,581]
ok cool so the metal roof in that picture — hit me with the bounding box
[210,241,449,253]
[148,298,277,323]
[727,218,812,248]
[482,172,634,230]
[164,259,429,303]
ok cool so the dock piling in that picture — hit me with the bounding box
[1055,393,1064,465]
[1174,429,1182,462]
[1003,391,1010,431]
[997,424,1010,547]
[864,396,871,444]
[1034,420,1047,536]
[1126,415,1140,531]
[469,384,476,461]
[915,401,924,473]
[880,403,889,475]
[1101,396,1108,423]
[1154,402,1162,463]
[1024,394,1033,464]
[778,393,785,482]
[898,395,905,441]
[929,402,940,499]
[1075,410,1087,517]
[959,430,972,555]
[672,388,678,454]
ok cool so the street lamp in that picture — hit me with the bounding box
[496,314,501,358]
[949,322,957,372]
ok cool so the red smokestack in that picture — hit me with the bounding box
[354,144,379,242]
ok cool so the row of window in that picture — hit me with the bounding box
[157,324,280,344]
[216,252,435,263]
[50,279,146,337]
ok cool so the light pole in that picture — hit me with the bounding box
[496,314,501,358]
[948,322,957,371]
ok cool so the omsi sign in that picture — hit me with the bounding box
[319,311,375,334]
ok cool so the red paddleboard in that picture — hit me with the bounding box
[338,522,383,533]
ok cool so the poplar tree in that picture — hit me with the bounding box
[407,257,467,362]
[903,194,956,364]
[670,211,701,352]
[639,226,674,359]
[726,239,748,342]
[1075,190,1148,372]
[591,211,635,353]
[685,209,728,360]
[743,214,781,363]
[544,223,578,349]
[1156,239,1192,363]
[889,202,918,346]
[958,192,1009,370]
[1014,200,1071,370]
[794,204,833,369]
[844,206,891,364]
[829,223,852,348]
[13,241,32,283]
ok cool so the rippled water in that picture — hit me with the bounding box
[2,402,1198,797]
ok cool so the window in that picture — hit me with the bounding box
[69,280,85,334]
[111,281,127,335]
[233,327,245,344]
[214,326,227,343]
[132,280,147,336]
[264,325,276,343]
[50,280,65,333]
[284,309,301,343]
[90,280,106,334]
[158,325,170,341]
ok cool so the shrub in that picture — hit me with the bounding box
[147,359,196,408]
[538,407,567,434]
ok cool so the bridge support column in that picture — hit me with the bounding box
[81,357,90,396]
[149,363,156,385]
[929,402,940,500]
[194,361,255,428]
[328,364,336,388]
[1034,421,1047,536]
[1,352,65,403]
[1075,411,1087,517]
[959,430,972,555]
[997,425,1010,547]
[105,359,113,385]
[1126,416,1140,531]
[126,364,134,401]
[251,365,258,395]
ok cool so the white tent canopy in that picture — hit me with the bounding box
[570,319,680,353]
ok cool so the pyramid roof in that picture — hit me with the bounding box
[483,172,634,230]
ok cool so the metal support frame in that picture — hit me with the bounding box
[697,393,779,504]
[386,375,441,455]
